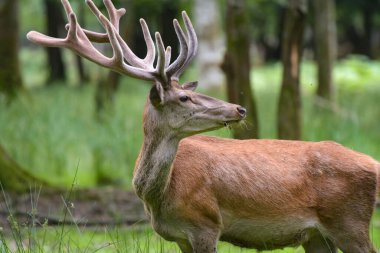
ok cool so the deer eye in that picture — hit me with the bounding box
[179,95,189,102]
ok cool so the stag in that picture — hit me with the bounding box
[28,1,380,252]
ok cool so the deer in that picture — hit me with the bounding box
[27,1,380,252]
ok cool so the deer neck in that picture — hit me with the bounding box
[133,125,180,205]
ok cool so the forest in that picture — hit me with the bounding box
[0,0,379,252]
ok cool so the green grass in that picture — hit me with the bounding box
[1,209,379,252]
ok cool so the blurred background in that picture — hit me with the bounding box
[0,0,380,190]
[0,0,380,251]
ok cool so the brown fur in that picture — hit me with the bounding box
[135,131,379,252]
[170,136,379,248]
[378,164,380,194]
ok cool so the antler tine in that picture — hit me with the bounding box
[182,11,198,60]
[140,19,156,67]
[27,31,66,48]
[67,13,79,41]
[155,32,168,83]
[171,11,198,80]
[99,14,124,67]
[166,19,189,80]
[165,46,172,68]
[61,0,74,17]
[103,0,125,32]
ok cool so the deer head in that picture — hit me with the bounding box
[27,0,246,138]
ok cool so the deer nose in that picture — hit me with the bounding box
[237,106,247,118]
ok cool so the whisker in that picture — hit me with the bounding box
[240,120,250,130]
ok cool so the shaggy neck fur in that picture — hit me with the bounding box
[133,103,180,206]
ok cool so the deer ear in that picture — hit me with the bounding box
[182,81,198,91]
[149,83,165,107]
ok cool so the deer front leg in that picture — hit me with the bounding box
[177,239,193,253]
[302,233,337,253]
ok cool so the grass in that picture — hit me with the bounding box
[1,52,380,251]
[1,210,379,252]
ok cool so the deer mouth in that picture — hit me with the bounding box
[223,119,242,127]
[221,111,245,127]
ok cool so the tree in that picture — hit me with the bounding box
[357,1,380,59]
[0,144,48,192]
[247,1,285,62]
[277,0,307,140]
[44,0,67,83]
[0,0,50,192]
[194,0,225,87]
[0,0,23,100]
[335,0,380,59]
[222,0,259,139]
[313,0,337,101]
[95,71,122,119]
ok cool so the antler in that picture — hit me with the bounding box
[26,0,198,87]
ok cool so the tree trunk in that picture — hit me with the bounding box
[160,2,179,61]
[95,72,121,120]
[0,144,48,192]
[194,0,225,87]
[277,0,307,140]
[44,0,66,83]
[263,6,286,62]
[222,0,259,139]
[76,56,87,84]
[313,0,337,101]
[362,4,374,59]
[0,0,23,101]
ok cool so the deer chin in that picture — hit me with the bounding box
[179,118,241,136]
[209,114,244,128]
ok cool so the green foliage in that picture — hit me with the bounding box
[0,80,146,187]
[334,55,380,90]
[19,48,47,88]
